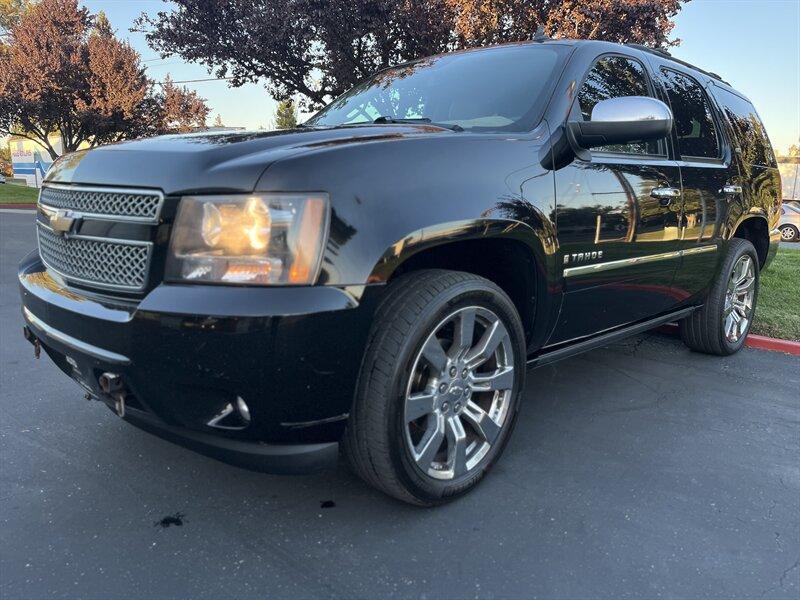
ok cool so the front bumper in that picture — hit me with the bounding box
[19,251,381,473]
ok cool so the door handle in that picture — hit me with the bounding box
[651,187,681,206]
[721,184,743,195]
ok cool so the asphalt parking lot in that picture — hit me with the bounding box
[1,211,799,600]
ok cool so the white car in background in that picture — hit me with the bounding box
[0,174,6,184]
[779,202,800,242]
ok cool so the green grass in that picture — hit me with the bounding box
[753,248,800,341]
[0,183,38,204]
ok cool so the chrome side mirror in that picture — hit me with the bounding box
[567,96,673,149]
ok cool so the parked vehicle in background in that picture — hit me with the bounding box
[19,40,781,505]
[0,174,6,184]
[779,202,800,242]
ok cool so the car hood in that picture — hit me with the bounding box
[44,125,456,196]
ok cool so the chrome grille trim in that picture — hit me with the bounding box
[38,183,164,223]
[37,222,153,292]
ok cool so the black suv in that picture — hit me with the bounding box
[19,40,781,505]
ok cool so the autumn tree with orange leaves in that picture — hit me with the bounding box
[0,0,209,158]
[138,0,687,111]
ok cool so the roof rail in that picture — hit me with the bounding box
[624,43,728,84]
[626,43,672,59]
[531,26,550,43]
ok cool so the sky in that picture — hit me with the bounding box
[65,0,798,154]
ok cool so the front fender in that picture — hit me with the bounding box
[367,217,546,282]
[366,216,561,352]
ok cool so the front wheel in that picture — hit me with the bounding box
[343,270,526,506]
[680,238,759,356]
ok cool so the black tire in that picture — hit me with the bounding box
[780,225,798,242]
[680,238,760,356]
[343,269,526,506]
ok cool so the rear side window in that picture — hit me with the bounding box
[660,70,720,159]
[711,86,776,167]
[577,55,662,156]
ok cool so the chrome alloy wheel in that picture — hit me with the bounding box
[723,254,756,343]
[780,226,797,241]
[403,306,515,480]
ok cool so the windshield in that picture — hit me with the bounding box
[307,45,569,133]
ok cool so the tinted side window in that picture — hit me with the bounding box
[660,70,720,159]
[578,56,661,155]
[711,86,776,167]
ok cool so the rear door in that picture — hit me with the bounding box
[549,53,683,344]
[708,84,783,246]
[655,67,734,301]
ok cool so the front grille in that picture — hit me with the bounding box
[38,225,152,291]
[35,184,163,293]
[39,185,162,221]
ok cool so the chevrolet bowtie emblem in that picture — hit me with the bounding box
[49,209,77,234]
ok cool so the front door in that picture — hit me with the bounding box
[549,54,682,345]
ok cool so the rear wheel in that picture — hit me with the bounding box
[680,238,759,356]
[344,270,526,506]
[780,225,798,242]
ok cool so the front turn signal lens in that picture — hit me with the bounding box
[166,193,330,285]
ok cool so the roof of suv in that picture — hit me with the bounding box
[527,38,746,101]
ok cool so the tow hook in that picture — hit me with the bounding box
[99,372,126,418]
[22,326,40,359]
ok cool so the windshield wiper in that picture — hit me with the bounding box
[373,116,463,132]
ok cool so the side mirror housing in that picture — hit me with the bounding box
[567,96,673,149]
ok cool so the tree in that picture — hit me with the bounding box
[0,143,11,176]
[136,0,456,110]
[274,99,298,129]
[0,0,210,159]
[0,0,29,34]
[137,0,688,110]
[213,114,224,128]
[788,144,800,158]
[446,0,684,48]
[156,74,209,133]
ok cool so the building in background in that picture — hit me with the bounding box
[778,157,799,202]
[8,135,62,187]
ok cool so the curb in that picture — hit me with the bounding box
[657,323,800,356]
[0,203,36,210]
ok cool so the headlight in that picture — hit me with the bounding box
[166,193,329,285]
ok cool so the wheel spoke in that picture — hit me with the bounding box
[464,319,508,369]
[725,313,736,338]
[405,392,436,422]
[469,366,514,392]
[462,401,501,445]
[450,308,476,359]
[445,416,468,477]
[734,257,751,285]
[737,316,749,339]
[414,413,445,470]
[735,277,755,294]
[421,335,448,372]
